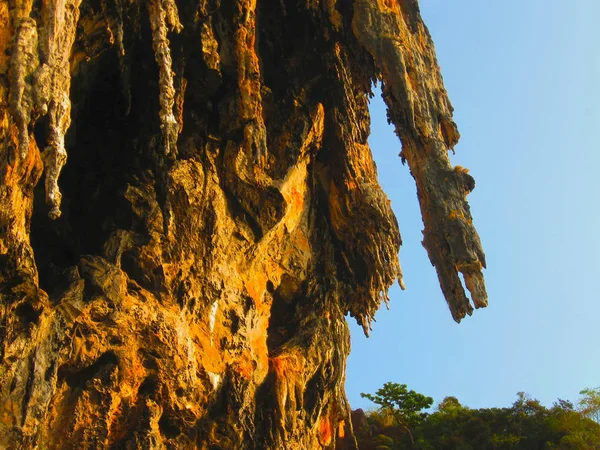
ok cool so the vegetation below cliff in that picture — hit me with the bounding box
[354,384,600,450]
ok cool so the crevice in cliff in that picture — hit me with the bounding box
[63,51,134,252]
[266,286,301,354]
[138,375,160,397]
[30,186,79,295]
[14,299,42,329]
[222,185,264,242]
[158,412,181,439]
[57,350,119,389]
[30,48,135,295]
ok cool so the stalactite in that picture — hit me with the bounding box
[352,0,487,321]
[8,16,38,160]
[147,0,182,156]
[319,40,404,335]
[7,0,82,219]
[39,0,81,219]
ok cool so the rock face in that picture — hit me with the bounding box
[0,0,486,448]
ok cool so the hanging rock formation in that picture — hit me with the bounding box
[0,0,486,448]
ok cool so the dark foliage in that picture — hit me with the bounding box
[356,389,600,449]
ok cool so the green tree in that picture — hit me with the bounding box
[553,399,575,412]
[437,396,464,414]
[356,389,600,450]
[361,382,433,447]
[578,387,600,423]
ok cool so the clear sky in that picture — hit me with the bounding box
[346,0,600,411]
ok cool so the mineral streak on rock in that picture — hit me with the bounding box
[0,0,486,448]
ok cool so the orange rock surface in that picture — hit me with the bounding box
[0,0,486,448]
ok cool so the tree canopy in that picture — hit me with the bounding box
[361,382,433,446]
[355,384,600,450]
[578,387,600,423]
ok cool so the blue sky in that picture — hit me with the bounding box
[346,0,600,411]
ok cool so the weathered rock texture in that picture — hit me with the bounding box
[0,0,486,448]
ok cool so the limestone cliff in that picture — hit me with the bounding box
[0,0,486,448]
